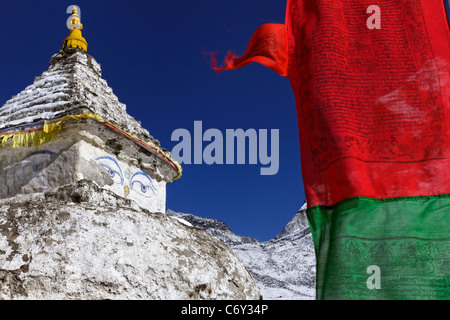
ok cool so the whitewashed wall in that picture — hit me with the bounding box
[0,124,167,213]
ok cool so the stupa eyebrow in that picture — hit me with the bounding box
[130,171,152,180]
[130,172,157,189]
[24,150,55,159]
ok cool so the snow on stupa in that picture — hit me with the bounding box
[0,6,181,213]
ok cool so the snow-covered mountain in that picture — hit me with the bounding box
[166,210,260,247]
[167,203,317,300]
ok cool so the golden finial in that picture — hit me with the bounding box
[62,5,88,52]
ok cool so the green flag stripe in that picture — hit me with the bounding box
[307,195,450,300]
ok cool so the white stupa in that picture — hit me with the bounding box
[0,6,181,213]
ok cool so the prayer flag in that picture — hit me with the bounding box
[214,0,450,299]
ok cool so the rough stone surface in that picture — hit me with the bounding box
[0,181,261,300]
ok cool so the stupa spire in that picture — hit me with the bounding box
[62,5,87,52]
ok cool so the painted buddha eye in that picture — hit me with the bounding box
[131,180,155,195]
[95,156,125,185]
[130,172,157,198]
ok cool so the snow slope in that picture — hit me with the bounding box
[167,203,317,300]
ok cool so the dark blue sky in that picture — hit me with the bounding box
[1,1,449,241]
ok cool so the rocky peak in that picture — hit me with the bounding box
[274,202,309,240]
[166,210,259,247]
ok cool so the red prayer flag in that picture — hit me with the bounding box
[285,0,450,207]
[214,0,450,299]
[212,23,289,77]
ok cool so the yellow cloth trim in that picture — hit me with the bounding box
[42,113,103,134]
[1,130,59,149]
[0,113,182,181]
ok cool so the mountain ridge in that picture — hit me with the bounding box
[167,203,316,300]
